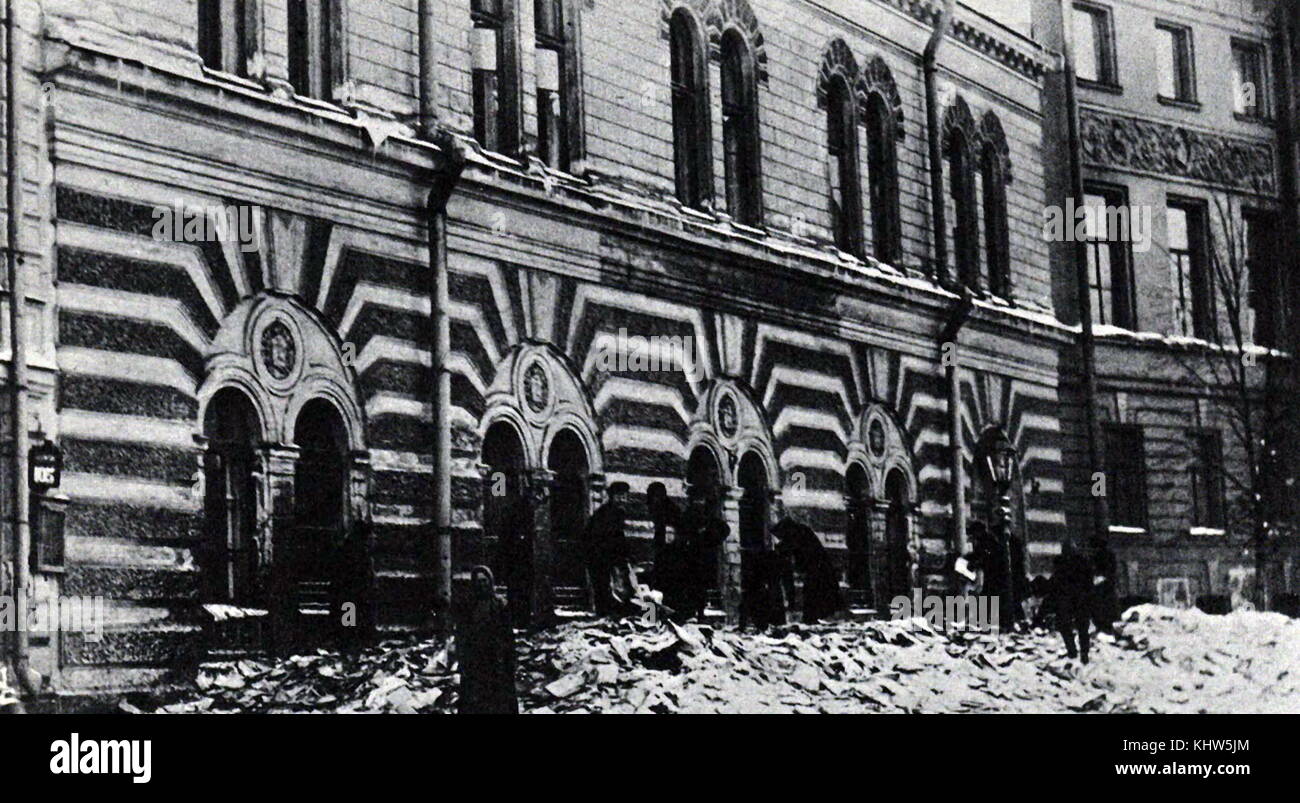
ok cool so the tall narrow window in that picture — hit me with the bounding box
[1167,199,1214,339]
[1104,423,1148,530]
[865,93,901,264]
[720,30,763,226]
[1072,2,1117,86]
[198,0,251,76]
[826,75,862,256]
[1189,430,1225,530]
[534,0,582,170]
[288,0,345,100]
[1083,185,1136,329]
[471,0,522,155]
[1232,39,1270,119]
[1154,22,1195,103]
[669,9,712,209]
[980,117,1011,297]
[1244,211,1280,348]
[948,130,979,287]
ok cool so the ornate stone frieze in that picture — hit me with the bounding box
[1079,109,1276,195]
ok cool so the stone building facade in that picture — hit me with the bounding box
[0,0,1290,704]
[1035,0,1300,611]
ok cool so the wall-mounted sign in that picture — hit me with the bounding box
[29,439,62,491]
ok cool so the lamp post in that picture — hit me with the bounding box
[985,432,1017,629]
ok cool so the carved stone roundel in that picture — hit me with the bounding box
[260,321,297,381]
[524,362,550,414]
[718,392,739,439]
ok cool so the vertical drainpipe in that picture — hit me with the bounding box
[420,0,467,630]
[925,0,967,557]
[1058,0,1108,542]
[924,0,955,284]
[6,0,36,699]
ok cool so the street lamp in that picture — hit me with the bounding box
[984,431,1017,629]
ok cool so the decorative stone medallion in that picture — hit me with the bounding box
[717,392,739,439]
[523,361,550,414]
[868,417,887,459]
[260,321,297,381]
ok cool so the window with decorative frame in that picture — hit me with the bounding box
[198,0,255,77]
[288,0,347,100]
[470,0,523,155]
[669,8,712,210]
[864,92,901,264]
[826,74,863,256]
[720,28,763,227]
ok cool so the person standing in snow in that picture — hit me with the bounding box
[584,482,631,617]
[773,517,843,623]
[1089,535,1120,634]
[677,487,729,620]
[1052,536,1096,663]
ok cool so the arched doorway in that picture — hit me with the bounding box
[737,451,769,626]
[845,463,873,608]
[885,468,911,599]
[203,387,261,605]
[291,399,350,640]
[687,445,724,609]
[547,428,590,608]
[483,420,530,624]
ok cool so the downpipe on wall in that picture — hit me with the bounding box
[924,0,966,558]
[427,136,465,634]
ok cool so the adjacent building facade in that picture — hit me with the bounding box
[0,0,1293,704]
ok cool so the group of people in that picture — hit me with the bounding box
[579,481,844,626]
[960,523,1119,663]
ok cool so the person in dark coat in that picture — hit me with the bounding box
[968,521,1022,629]
[493,498,534,629]
[1052,536,1096,663]
[457,567,518,714]
[646,482,686,615]
[1089,535,1120,634]
[676,488,729,620]
[584,482,631,617]
[773,517,843,623]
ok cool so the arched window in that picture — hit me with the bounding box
[826,74,863,256]
[720,29,763,226]
[980,114,1012,297]
[865,92,902,264]
[288,0,346,100]
[534,0,584,170]
[944,100,980,288]
[470,0,523,155]
[198,0,254,76]
[669,8,713,209]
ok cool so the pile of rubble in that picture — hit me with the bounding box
[516,607,1299,714]
[144,604,1300,714]
[151,639,459,714]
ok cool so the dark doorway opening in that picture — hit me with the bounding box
[203,388,261,606]
[845,463,873,608]
[737,451,770,626]
[292,398,349,645]
[547,429,590,609]
[483,421,531,624]
[687,446,724,610]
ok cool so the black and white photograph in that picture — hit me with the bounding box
[0,0,1295,784]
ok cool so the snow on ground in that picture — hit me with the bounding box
[148,605,1300,714]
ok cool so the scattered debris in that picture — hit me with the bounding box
[143,605,1300,714]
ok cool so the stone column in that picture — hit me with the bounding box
[525,468,555,624]
[721,486,743,625]
[261,444,300,654]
